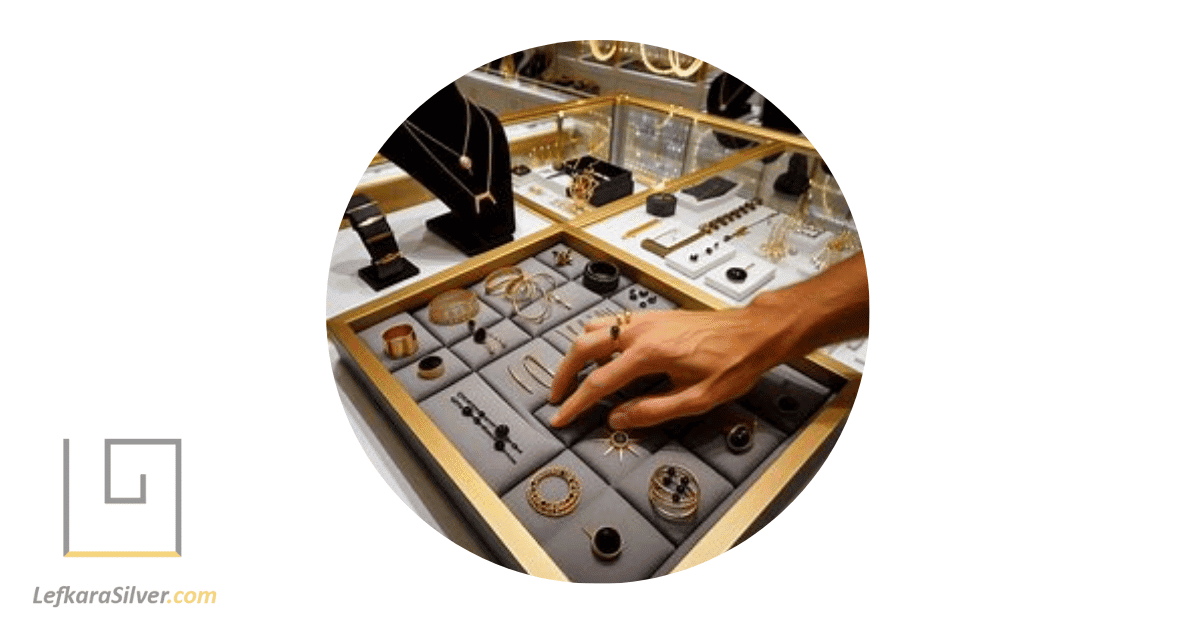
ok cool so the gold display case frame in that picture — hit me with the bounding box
[327,221,858,580]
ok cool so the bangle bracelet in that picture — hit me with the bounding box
[417,355,444,380]
[429,289,480,326]
[382,324,418,359]
[646,192,677,217]
[526,466,582,517]
[485,267,523,294]
[375,251,403,266]
[522,354,555,389]
[648,464,700,522]
[508,364,533,395]
[582,260,620,294]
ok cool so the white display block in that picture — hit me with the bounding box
[664,236,737,279]
[703,253,777,301]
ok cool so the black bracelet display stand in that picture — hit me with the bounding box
[773,154,813,197]
[380,83,516,257]
[345,194,420,291]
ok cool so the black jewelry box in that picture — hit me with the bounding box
[562,156,634,207]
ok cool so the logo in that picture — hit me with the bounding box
[62,439,182,557]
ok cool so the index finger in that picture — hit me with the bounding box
[548,326,619,404]
[550,350,655,427]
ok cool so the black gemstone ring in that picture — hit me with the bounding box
[589,526,623,561]
[417,355,444,380]
[726,422,755,454]
[725,267,748,283]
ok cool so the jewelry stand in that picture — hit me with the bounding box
[426,213,514,256]
[707,72,756,151]
[345,195,420,291]
[380,83,516,257]
[773,154,812,197]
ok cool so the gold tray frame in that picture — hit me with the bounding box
[327,218,859,580]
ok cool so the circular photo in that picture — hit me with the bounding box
[325,41,867,583]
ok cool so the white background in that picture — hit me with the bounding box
[3,2,1197,626]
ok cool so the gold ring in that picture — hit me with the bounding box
[648,464,700,522]
[382,324,418,359]
[416,355,444,380]
[584,526,623,561]
[526,466,582,517]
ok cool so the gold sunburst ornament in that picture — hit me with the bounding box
[599,429,640,461]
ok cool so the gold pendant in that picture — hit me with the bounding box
[459,155,473,172]
[473,191,495,215]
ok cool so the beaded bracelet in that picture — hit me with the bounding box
[526,466,582,517]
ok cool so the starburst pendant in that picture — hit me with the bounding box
[599,430,640,462]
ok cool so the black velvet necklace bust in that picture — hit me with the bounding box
[708,72,757,150]
[379,83,515,256]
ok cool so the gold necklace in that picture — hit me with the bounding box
[668,50,704,78]
[403,94,474,173]
[588,40,617,61]
[639,44,675,75]
[403,102,495,216]
[716,74,748,112]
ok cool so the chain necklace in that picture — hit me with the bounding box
[403,102,495,216]
[668,50,704,78]
[639,43,675,75]
[402,94,474,173]
[716,74,748,112]
[588,39,617,61]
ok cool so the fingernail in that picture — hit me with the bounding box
[550,412,566,428]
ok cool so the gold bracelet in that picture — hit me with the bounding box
[526,466,582,517]
[484,267,523,294]
[382,324,418,359]
[623,218,661,239]
[507,364,533,395]
[376,251,404,266]
[365,231,393,244]
[648,464,700,522]
[428,289,480,326]
[522,354,555,389]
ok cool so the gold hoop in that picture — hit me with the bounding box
[587,40,618,62]
[526,466,582,517]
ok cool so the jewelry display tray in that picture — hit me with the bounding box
[328,226,858,582]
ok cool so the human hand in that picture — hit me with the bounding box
[548,307,789,430]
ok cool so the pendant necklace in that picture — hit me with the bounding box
[716,74,748,113]
[403,94,475,173]
[404,101,496,216]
